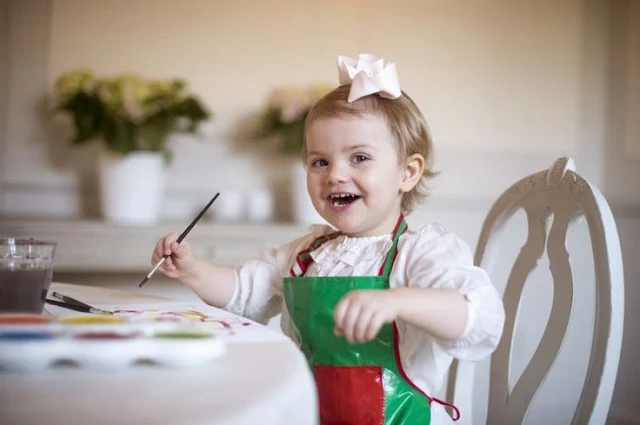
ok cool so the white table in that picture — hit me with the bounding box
[0,283,318,425]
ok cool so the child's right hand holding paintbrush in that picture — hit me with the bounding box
[150,233,237,309]
[151,232,199,279]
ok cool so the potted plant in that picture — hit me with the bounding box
[53,69,211,224]
[255,84,331,224]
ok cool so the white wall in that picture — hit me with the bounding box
[1,0,639,423]
[7,0,636,218]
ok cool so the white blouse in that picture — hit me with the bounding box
[224,221,505,424]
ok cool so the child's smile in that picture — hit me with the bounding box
[327,193,361,210]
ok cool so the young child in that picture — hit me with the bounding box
[151,53,505,425]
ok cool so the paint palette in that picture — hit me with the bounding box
[0,313,225,372]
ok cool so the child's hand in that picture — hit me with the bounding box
[333,290,399,344]
[151,232,198,279]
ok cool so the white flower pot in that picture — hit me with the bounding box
[291,161,325,226]
[99,151,165,225]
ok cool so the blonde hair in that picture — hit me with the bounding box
[303,84,438,213]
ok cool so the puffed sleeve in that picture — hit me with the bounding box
[223,225,334,324]
[398,222,505,360]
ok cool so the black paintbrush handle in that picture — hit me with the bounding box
[159,192,220,262]
[45,299,91,313]
[45,299,112,315]
[176,192,220,244]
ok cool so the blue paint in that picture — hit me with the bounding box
[0,331,55,341]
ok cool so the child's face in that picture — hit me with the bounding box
[305,114,409,237]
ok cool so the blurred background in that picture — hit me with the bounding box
[1,0,638,423]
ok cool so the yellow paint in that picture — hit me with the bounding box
[58,315,125,325]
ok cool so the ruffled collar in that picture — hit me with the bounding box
[309,233,393,267]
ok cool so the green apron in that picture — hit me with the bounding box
[284,216,457,424]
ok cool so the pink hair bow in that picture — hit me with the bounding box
[337,53,401,103]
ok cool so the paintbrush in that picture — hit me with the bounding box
[52,291,94,308]
[45,299,113,315]
[138,192,220,288]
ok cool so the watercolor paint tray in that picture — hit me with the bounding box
[0,313,225,372]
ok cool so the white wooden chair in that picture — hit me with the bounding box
[447,157,625,424]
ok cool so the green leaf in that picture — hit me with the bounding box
[103,116,136,155]
[60,92,105,144]
[139,115,172,151]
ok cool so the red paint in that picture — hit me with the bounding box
[0,314,50,324]
[74,332,136,340]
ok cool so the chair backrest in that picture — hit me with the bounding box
[447,157,625,425]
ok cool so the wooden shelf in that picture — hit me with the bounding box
[0,218,308,272]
